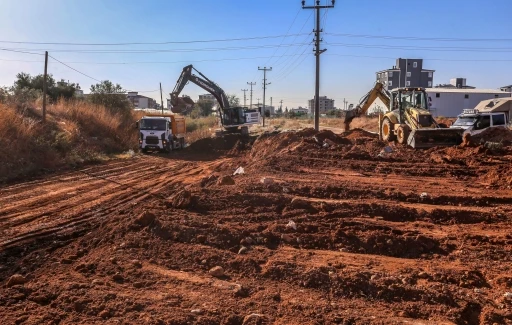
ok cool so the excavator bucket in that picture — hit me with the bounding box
[407,128,464,149]
[171,97,195,114]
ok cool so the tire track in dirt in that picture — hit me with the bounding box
[0,156,225,249]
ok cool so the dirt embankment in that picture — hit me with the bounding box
[0,127,511,324]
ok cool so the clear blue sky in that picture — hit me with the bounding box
[1,0,511,108]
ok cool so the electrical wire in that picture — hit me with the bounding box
[3,42,311,54]
[264,8,302,66]
[0,33,310,46]
[324,42,512,52]
[326,32,512,42]
[49,55,102,82]
[272,12,314,67]
[0,48,44,56]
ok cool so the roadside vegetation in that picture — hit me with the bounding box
[0,75,138,183]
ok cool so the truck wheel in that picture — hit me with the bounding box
[381,118,396,142]
[396,125,410,144]
[142,148,148,154]
[180,138,185,150]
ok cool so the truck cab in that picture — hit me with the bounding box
[451,109,509,135]
[136,115,186,153]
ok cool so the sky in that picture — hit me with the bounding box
[1,0,512,109]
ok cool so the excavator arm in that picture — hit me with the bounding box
[343,82,390,130]
[170,65,229,115]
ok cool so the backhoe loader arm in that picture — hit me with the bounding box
[170,65,229,114]
[343,82,389,130]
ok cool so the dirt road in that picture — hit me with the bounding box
[0,129,511,324]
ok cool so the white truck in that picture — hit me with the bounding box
[136,115,186,153]
[450,98,512,135]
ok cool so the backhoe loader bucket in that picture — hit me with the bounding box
[407,128,464,149]
[171,97,195,114]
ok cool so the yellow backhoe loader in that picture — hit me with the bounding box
[344,83,463,148]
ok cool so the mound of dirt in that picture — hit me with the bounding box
[470,127,512,146]
[342,128,379,140]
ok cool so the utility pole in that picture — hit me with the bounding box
[247,82,256,108]
[42,51,48,123]
[343,98,347,110]
[279,100,283,111]
[258,66,272,127]
[270,97,273,115]
[159,82,164,114]
[241,88,248,107]
[302,0,335,131]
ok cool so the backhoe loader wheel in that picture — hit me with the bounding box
[381,118,396,142]
[397,125,410,145]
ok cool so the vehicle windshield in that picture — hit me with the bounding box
[139,119,167,130]
[399,90,428,110]
[453,117,477,126]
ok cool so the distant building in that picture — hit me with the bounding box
[426,88,511,117]
[198,94,216,103]
[291,107,309,115]
[127,92,157,109]
[167,99,172,109]
[376,58,435,90]
[435,78,475,89]
[500,85,512,93]
[308,96,335,114]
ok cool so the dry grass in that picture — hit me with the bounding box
[0,99,139,183]
[185,116,218,143]
[266,116,379,133]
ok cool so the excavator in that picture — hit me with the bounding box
[170,65,260,133]
[344,82,463,148]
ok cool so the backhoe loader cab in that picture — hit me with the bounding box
[381,87,463,148]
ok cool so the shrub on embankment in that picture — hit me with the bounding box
[0,99,140,183]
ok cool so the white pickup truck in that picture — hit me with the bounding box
[450,98,511,135]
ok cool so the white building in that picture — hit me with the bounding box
[308,96,335,114]
[500,85,512,93]
[426,88,511,117]
[127,92,157,109]
[291,107,309,115]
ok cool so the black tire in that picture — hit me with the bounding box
[141,148,148,154]
[396,125,410,145]
[180,138,185,150]
[381,118,396,142]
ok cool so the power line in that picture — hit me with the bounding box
[0,48,44,56]
[49,55,102,82]
[0,33,310,46]
[2,42,311,54]
[324,42,512,52]
[325,53,512,62]
[326,32,512,42]
[272,12,314,67]
[264,8,302,66]
[273,41,313,81]
[0,54,306,65]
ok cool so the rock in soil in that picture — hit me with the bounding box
[218,175,235,185]
[134,211,156,227]
[6,274,27,287]
[209,266,225,278]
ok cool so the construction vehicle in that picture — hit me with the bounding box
[343,82,390,130]
[136,114,186,153]
[170,65,260,133]
[344,83,464,148]
[450,98,512,135]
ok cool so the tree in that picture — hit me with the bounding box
[89,80,132,115]
[195,100,214,117]
[227,94,240,107]
[10,72,79,102]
